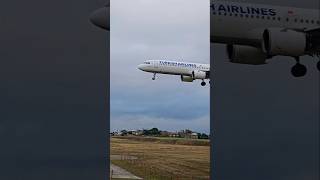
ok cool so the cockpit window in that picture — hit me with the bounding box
[144,62,151,64]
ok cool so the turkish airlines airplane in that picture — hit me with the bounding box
[211,0,320,77]
[90,0,320,77]
[138,60,210,86]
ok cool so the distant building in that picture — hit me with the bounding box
[178,129,198,139]
[191,132,199,139]
[172,133,180,138]
[169,132,180,138]
[133,130,143,136]
[110,128,207,139]
[160,131,169,137]
[126,129,144,136]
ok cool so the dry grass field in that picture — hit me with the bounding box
[111,136,210,180]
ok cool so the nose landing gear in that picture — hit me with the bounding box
[152,73,156,80]
[291,57,307,77]
[317,60,320,72]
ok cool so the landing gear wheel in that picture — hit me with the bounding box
[317,61,320,71]
[291,63,307,77]
[201,81,206,86]
[152,73,156,80]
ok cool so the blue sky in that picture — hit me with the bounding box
[110,0,210,133]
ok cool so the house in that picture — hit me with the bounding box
[191,132,199,139]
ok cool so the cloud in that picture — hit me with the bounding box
[110,0,210,132]
[111,86,209,129]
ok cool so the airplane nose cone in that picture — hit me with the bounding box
[138,64,149,71]
[90,6,110,30]
[137,64,144,70]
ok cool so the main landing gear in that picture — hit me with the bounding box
[200,80,211,86]
[291,57,307,77]
[201,80,206,86]
[290,56,320,77]
[152,73,156,80]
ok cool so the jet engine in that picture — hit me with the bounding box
[181,75,194,82]
[262,28,307,57]
[192,70,207,79]
[90,3,110,30]
[227,45,267,65]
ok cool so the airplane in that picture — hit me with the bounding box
[210,0,320,77]
[137,60,210,86]
[90,0,320,77]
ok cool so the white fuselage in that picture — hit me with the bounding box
[91,1,320,78]
[92,1,320,46]
[211,0,320,46]
[138,60,210,77]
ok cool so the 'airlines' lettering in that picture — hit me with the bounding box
[211,3,277,16]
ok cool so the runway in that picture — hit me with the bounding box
[110,163,142,179]
[110,155,142,179]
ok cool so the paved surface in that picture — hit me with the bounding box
[111,155,138,160]
[110,163,142,179]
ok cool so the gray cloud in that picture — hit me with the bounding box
[110,0,210,133]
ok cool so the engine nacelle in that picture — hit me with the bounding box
[192,70,207,79]
[262,28,307,57]
[181,75,194,82]
[227,45,267,65]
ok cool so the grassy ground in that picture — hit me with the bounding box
[114,136,210,146]
[111,136,210,180]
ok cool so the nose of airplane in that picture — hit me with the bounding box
[137,64,147,71]
[89,5,110,30]
[137,64,144,70]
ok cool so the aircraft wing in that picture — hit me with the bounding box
[306,27,320,33]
